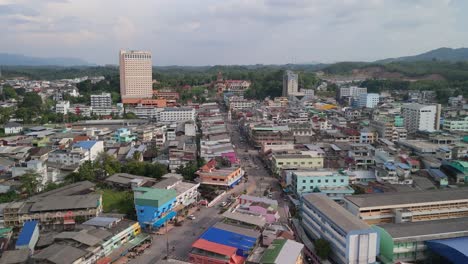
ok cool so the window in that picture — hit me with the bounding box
[318,180,321,183]
[341,179,344,183]
[325,179,329,183]
[310,179,314,183]
[303,180,306,183]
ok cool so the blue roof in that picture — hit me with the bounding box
[200,227,257,257]
[396,163,411,170]
[426,237,468,264]
[428,169,448,179]
[16,221,38,247]
[73,140,98,150]
[384,162,396,171]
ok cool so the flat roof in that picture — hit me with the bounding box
[0,249,30,264]
[106,173,156,186]
[377,217,468,241]
[293,170,341,177]
[345,189,468,209]
[213,222,261,239]
[303,193,370,233]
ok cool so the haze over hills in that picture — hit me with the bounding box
[376,47,468,63]
[0,53,90,66]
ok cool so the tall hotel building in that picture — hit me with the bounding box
[119,50,153,103]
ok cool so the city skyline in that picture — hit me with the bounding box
[1,0,468,65]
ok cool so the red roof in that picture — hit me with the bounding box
[192,239,237,256]
[199,159,217,172]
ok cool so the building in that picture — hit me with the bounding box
[55,101,70,115]
[358,93,379,108]
[153,176,200,211]
[401,103,441,133]
[236,195,280,224]
[271,153,324,173]
[15,221,39,254]
[3,193,102,228]
[344,189,468,225]
[370,119,407,142]
[443,116,468,132]
[3,122,22,135]
[338,86,367,99]
[189,239,245,264]
[119,50,153,102]
[196,160,244,188]
[290,170,354,200]
[90,92,112,108]
[133,187,177,229]
[113,128,136,143]
[301,194,379,264]
[373,217,468,264]
[259,239,304,264]
[158,107,196,123]
[282,70,299,97]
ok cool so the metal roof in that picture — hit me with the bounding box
[345,189,468,209]
[15,221,37,247]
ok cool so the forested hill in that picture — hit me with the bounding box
[376,47,468,63]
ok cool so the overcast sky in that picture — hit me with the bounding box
[1,0,467,65]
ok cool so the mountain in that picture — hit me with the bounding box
[0,53,90,66]
[376,47,468,63]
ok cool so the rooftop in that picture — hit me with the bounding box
[345,189,468,209]
[134,187,177,207]
[29,194,101,212]
[303,193,370,233]
[191,238,236,256]
[32,244,87,264]
[377,217,468,241]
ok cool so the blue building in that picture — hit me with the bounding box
[113,128,136,143]
[133,187,177,229]
[291,170,354,201]
[15,221,39,254]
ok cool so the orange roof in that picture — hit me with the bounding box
[192,239,236,256]
[232,255,246,264]
[73,135,90,143]
[199,159,217,172]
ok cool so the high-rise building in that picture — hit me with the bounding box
[338,86,367,99]
[401,103,441,133]
[119,50,153,102]
[282,70,298,97]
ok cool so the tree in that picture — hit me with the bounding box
[123,112,138,119]
[20,171,42,196]
[315,238,332,260]
[2,85,17,100]
[95,152,121,176]
[176,162,199,181]
[65,161,96,183]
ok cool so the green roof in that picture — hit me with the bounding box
[0,227,12,237]
[260,239,286,264]
[134,187,177,207]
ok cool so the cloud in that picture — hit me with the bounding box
[0,0,466,65]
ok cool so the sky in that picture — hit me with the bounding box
[1,0,468,65]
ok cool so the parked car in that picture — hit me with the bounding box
[220,201,228,207]
[187,215,196,220]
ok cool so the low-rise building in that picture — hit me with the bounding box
[133,187,177,229]
[55,101,70,115]
[290,170,354,201]
[3,122,23,135]
[196,159,244,188]
[344,189,468,225]
[373,217,468,264]
[259,239,304,264]
[443,116,468,132]
[272,153,324,173]
[301,193,379,264]
[113,128,136,143]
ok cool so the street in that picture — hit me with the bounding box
[129,113,289,263]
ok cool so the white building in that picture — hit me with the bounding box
[154,176,200,208]
[339,86,367,98]
[282,70,299,97]
[69,104,92,117]
[159,107,196,123]
[48,141,104,167]
[301,193,378,264]
[227,96,256,110]
[91,93,112,108]
[4,122,23,135]
[358,93,379,108]
[55,101,70,115]
[11,160,54,186]
[401,104,441,133]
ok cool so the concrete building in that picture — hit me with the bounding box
[344,189,468,225]
[90,92,112,108]
[3,122,23,135]
[196,159,244,188]
[401,103,441,133]
[133,187,177,229]
[153,177,200,210]
[443,116,468,132]
[119,50,153,102]
[260,239,304,264]
[301,194,379,264]
[282,70,299,97]
[358,93,379,108]
[338,86,367,99]
[55,101,70,115]
[373,217,468,264]
[159,107,196,123]
[271,153,324,173]
[370,119,407,142]
[113,128,136,143]
[290,170,354,200]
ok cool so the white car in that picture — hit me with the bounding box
[187,215,196,220]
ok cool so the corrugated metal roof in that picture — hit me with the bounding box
[192,238,236,256]
[15,221,37,247]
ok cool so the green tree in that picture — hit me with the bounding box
[123,112,138,119]
[315,239,332,260]
[176,161,199,181]
[19,171,42,196]
[95,152,121,176]
[2,85,17,100]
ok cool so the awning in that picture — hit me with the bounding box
[153,211,177,228]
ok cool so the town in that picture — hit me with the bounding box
[0,48,467,264]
